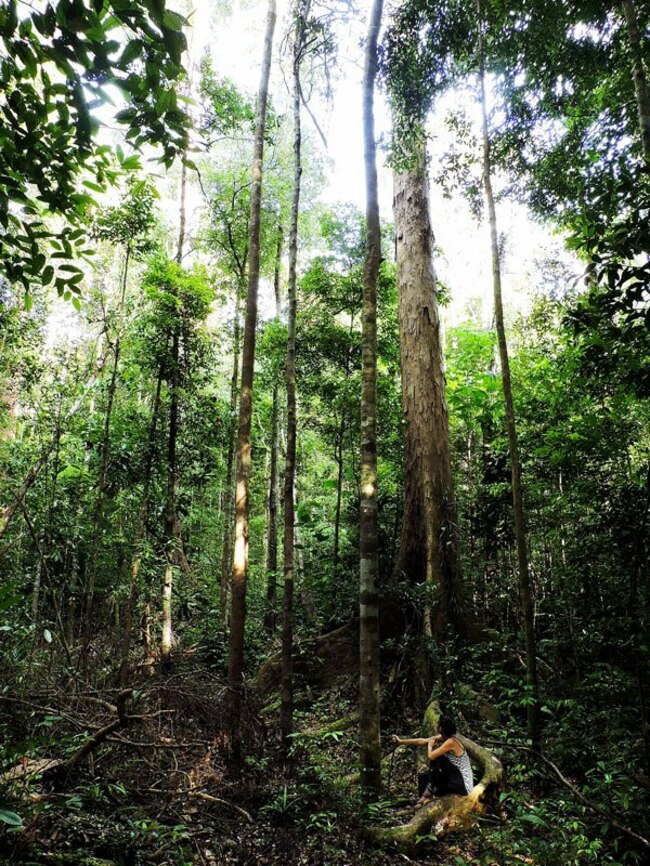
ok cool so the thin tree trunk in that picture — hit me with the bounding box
[82,244,131,647]
[118,362,165,686]
[161,170,188,668]
[621,0,650,159]
[476,0,540,748]
[392,148,468,641]
[333,420,345,576]
[629,462,650,771]
[32,401,62,623]
[281,9,304,749]
[220,287,242,624]
[177,159,188,261]
[161,328,179,669]
[359,0,383,796]
[227,0,277,727]
[265,227,283,632]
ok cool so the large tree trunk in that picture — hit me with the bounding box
[621,0,650,160]
[359,0,383,797]
[477,0,541,748]
[392,150,468,639]
[227,0,277,726]
[281,7,304,749]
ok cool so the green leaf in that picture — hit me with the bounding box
[163,11,185,31]
[520,813,548,827]
[0,810,22,827]
[120,39,143,67]
[43,628,53,643]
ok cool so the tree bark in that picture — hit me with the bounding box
[227,0,277,727]
[359,0,383,796]
[476,0,541,748]
[392,149,468,640]
[621,0,650,160]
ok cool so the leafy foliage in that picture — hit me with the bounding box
[0,0,189,299]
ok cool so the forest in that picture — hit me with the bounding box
[0,0,649,864]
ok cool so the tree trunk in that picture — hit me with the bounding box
[82,244,131,649]
[333,420,345,576]
[161,170,188,669]
[621,0,650,160]
[118,361,164,687]
[359,0,383,797]
[476,0,541,749]
[220,287,242,624]
[281,11,304,749]
[161,327,180,669]
[227,0,277,727]
[392,149,468,639]
[265,227,283,632]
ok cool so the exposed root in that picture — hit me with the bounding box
[363,700,504,849]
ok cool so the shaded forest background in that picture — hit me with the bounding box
[0,0,648,864]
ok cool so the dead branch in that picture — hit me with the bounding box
[188,790,253,822]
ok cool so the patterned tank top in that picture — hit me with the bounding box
[447,744,474,794]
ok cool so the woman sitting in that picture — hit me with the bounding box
[392,715,474,807]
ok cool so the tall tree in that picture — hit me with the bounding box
[359,0,383,795]
[227,0,277,728]
[384,0,473,647]
[265,225,283,633]
[392,149,468,642]
[476,0,541,748]
[161,170,189,668]
[281,0,309,750]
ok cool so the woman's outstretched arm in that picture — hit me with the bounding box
[393,734,442,747]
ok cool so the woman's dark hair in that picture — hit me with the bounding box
[439,716,457,738]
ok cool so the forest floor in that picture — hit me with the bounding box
[2,648,644,866]
[0,657,499,866]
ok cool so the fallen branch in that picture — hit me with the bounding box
[188,790,253,822]
[108,735,210,749]
[485,739,650,851]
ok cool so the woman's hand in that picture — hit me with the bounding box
[392,735,402,746]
